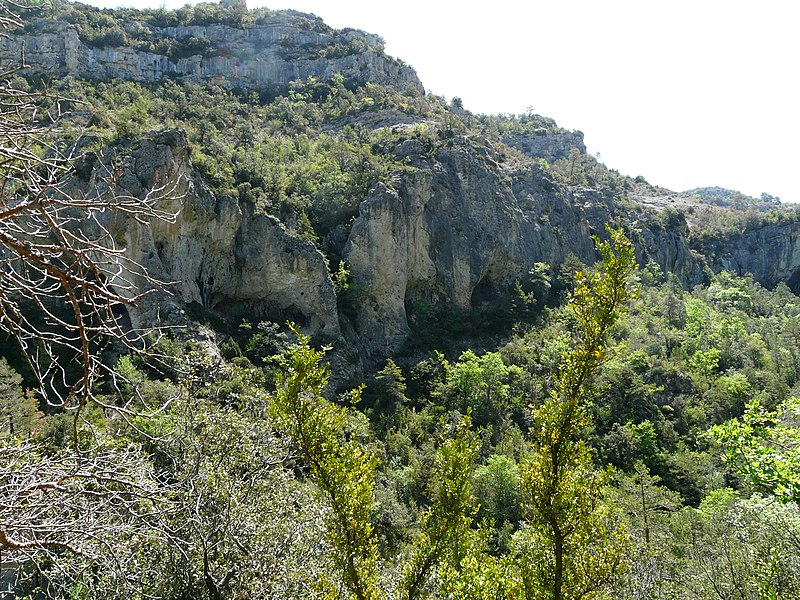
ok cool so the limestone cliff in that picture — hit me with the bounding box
[628,188,800,292]
[6,11,422,93]
[502,129,586,162]
[77,131,340,341]
[705,222,800,291]
[73,127,800,370]
[342,136,704,360]
[16,3,800,373]
[69,128,685,365]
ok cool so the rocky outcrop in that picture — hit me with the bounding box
[502,130,586,162]
[11,3,800,377]
[74,130,800,367]
[75,129,630,364]
[79,131,340,341]
[707,223,800,292]
[343,137,621,359]
[634,211,707,286]
[628,188,800,290]
[3,14,423,92]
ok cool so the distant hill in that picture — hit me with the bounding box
[684,186,781,209]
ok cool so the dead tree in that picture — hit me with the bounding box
[0,8,177,417]
[0,3,182,592]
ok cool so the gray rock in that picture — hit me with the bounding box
[708,223,800,290]
[74,131,800,372]
[78,131,340,342]
[502,130,586,162]
[3,16,423,92]
[343,137,617,359]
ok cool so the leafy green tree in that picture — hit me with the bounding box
[376,358,409,405]
[711,396,800,503]
[0,357,39,438]
[667,490,800,599]
[599,420,667,476]
[438,529,522,600]
[366,357,410,421]
[400,416,478,600]
[473,453,522,532]
[438,350,522,427]
[517,227,636,600]
[270,330,381,600]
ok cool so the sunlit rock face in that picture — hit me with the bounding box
[74,131,341,342]
[710,224,800,293]
[502,130,587,162]
[344,137,635,359]
[74,129,800,371]
[3,14,423,93]
[20,6,800,372]
[73,130,702,365]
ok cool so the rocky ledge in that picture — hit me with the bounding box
[4,10,423,93]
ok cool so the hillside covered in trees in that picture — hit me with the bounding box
[3,1,800,598]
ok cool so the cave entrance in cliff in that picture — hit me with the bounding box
[788,270,800,295]
[470,277,497,311]
[206,298,308,331]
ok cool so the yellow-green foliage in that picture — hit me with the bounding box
[518,227,636,600]
[270,330,381,600]
[400,416,478,600]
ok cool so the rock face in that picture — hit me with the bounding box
[73,130,800,368]
[502,130,587,162]
[80,131,340,341]
[708,224,800,292]
[4,14,423,92]
[635,212,706,286]
[79,129,693,364]
[343,137,626,359]
[628,189,800,291]
[17,5,800,369]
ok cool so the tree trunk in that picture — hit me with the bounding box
[554,527,564,600]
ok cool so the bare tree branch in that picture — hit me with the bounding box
[0,436,179,597]
[0,5,179,416]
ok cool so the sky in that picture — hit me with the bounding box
[84,0,800,202]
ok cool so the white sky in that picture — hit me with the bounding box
[84,0,800,201]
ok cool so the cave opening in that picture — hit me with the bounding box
[787,270,800,295]
[470,276,497,310]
